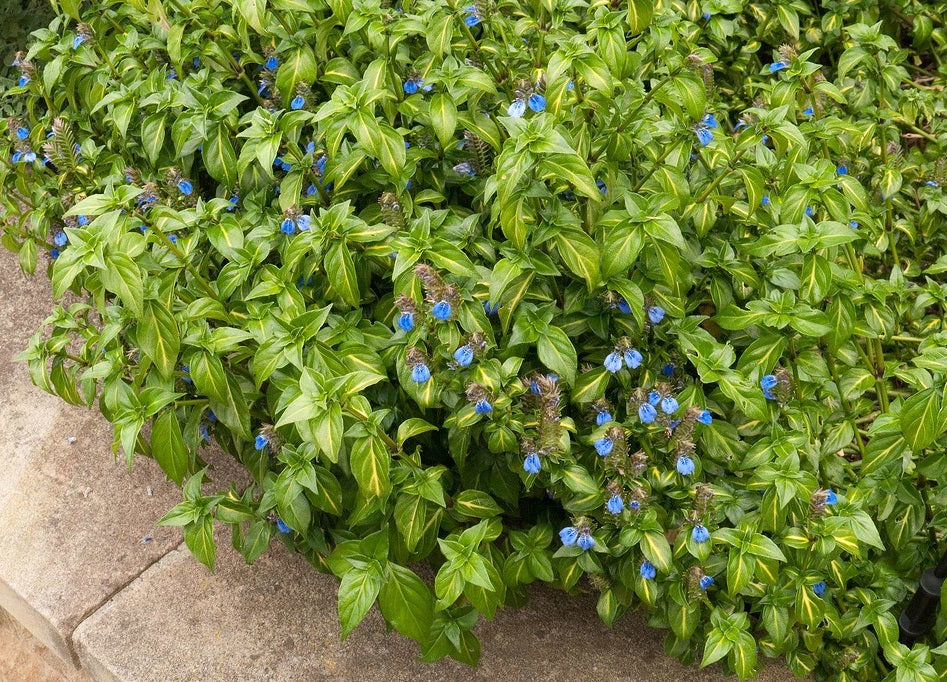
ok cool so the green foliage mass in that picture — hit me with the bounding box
[4,0,947,679]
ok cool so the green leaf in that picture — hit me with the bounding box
[152,409,190,485]
[325,240,360,306]
[350,436,391,500]
[101,252,144,316]
[184,515,216,571]
[189,351,251,439]
[338,563,384,639]
[139,301,179,379]
[203,124,238,187]
[640,531,672,573]
[701,628,733,667]
[626,0,654,34]
[378,564,434,644]
[235,0,267,31]
[429,93,458,148]
[537,325,577,386]
[453,490,503,518]
[900,388,943,452]
[554,228,600,289]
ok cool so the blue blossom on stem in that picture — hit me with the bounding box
[411,363,432,383]
[825,490,838,505]
[769,61,788,73]
[483,300,499,316]
[53,231,67,247]
[527,93,546,112]
[431,300,452,321]
[398,312,414,332]
[697,409,713,425]
[523,452,541,474]
[463,5,481,27]
[604,351,623,373]
[265,55,279,70]
[837,163,848,175]
[475,398,493,414]
[638,403,657,424]
[276,518,292,533]
[559,526,578,546]
[596,410,612,426]
[290,95,306,110]
[692,525,710,543]
[594,437,614,457]
[606,495,624,514]
[254,434,269,451]
[453,161,477,177]
[453,345,474,367]
[660,396,679,414]
[624,349,643,369]
[617,298,631,314]
[813,581,827,597]
[699,575,715,590]
[676,455,695,476]
[507,98,527,117]
[576,531,595,551]
[640,560,657,580]
[761,195,771,206]
[696,126,714,146]
[177,179,193,196]
[648,305,665,324]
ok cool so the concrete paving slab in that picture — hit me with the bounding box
[73,532,798,682]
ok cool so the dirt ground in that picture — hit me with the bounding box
[0,609,90,682]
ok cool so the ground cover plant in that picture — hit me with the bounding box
[4,0,947,679]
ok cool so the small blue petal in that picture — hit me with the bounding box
[825,490,838,505]
[696,127,714,146]
[676,455,695,476]
[648,305,665,324]
[276,518,292,533]
[594,437,614,457]
[660,396,679,414]
[604,352,623,373]
[624,349,643,369]
[638,403,657,424]
[397,312,414,332]
[265,56,279,70]
[527,93,546,112]
[475,398,493,415]
[507,98,527,118]
[296,214,311,231]
[697,410,713,425]
[431,300,452,321]
[813,580,827,596]
[606,495,624,514]
[576,532,595,551]
[769,61,788,73]
[411,363,431,383]
[640,561,657,579]
[290,95,306,110]
[523,452,541,474]
[596,411,612,427]
[453,345,474,367]
[177,179,193,196]
[559,526,578,546]
[280,218,295,234]
[699,575,715,590]
[692,525,710,543]
[254,434,269,451]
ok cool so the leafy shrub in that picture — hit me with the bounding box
[4,0,947,679]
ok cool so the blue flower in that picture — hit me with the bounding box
[167,68,177,80]
[22,151,36,163]
[648,391,662,406]
[699,575,715,590]
[640,560,657,580]
[596,410,612,426]
[15,127,28,140]
[596,179,607,195]
[73,34,87,50]
[453,161,476,177]
[296,214,311,231]
[761,195,771,206]
[280,218,296,234]
[696,126,714,146]
[604,351,623,373]
[702,11,711,19]
[463,5,481,27]
[813,580,827,597]
[530,380,541,395]
[559,526,578,546]
[254,434,269,451]
[18,75,29,87]
[639,403,657,424]
[53,231,67,247]
[475,398,493,415]
[702,113,718,129]
[825,490,838,505]
[168,234,178,245]
[769,61,788,73]
[606,495,624,514]
[527,93,546,112]
[483,300,499,316]
[629,500,641,510]
[926,180,940,187]
[617,298,631,314]
[692,525,710,543]
[50,248,60,259]
[411,363,431,383]
[177,179,193,196]
[507,98,527,117]
[676,455,695,476]
[453,344,474,367]
[594,437,614,457]
[661,363,675,377]
[10,151,21,163]
[647,305,665,325]
[200,424,210,442]
[837,164,848,175]
[290,95,306,110]
[431,300,452,321]
[624,349,643,369]
[576,532,595,550]
[760,374,778,390]
[403,77,424,94]
[803,107,814,117]
[265,55,279,70]
[523,452,541,474]
[660,396,679,414]
[207,410,217,422]
[805,205,814,217]
[850,220,859,229]
[697,410,713,425]
[397,312,414,332]
[276,518,292,534]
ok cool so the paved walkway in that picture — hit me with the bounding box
[0,248,800,681]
